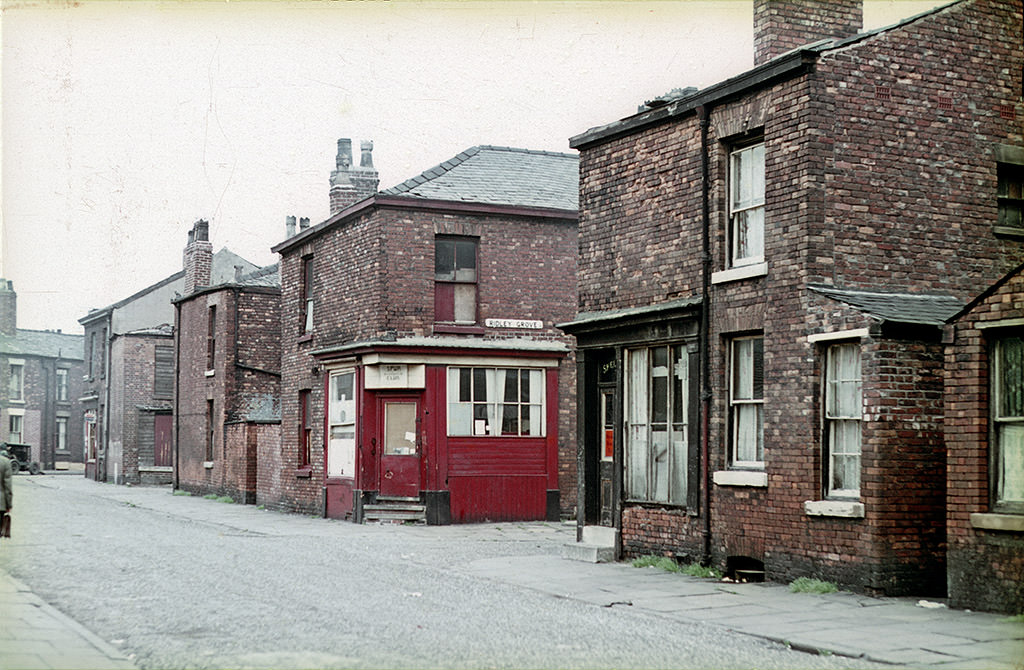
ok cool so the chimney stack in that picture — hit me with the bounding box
[329,137,380,215]
[0,279,17,337]
[286,215,297,238]
[299,217,310,231]
[753,0,862,66]
[183,219,213,294]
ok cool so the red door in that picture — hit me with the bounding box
[379,398,421,498]
[154,414,173,467]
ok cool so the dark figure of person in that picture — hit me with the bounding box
[0,448,11,538]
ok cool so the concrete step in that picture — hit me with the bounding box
[561,542,616,563]
[363,503,427,524]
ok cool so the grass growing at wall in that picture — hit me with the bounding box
[1003,613,1024,623]
[172,490,192,497]
[631,555,722,579]
[790,577,839,594]
[202,494,235,504]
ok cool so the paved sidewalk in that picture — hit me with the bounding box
[467,554,1024,669]
[0,568,136,670]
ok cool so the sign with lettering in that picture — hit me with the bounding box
[365,363,425,389]
[485,318,543,329]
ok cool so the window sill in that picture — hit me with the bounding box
[711,262,767,285]
[713,470,767,487]
[297,333,313,344]
[295,467,313,479]
[970,513,1024,532]
[804,500,865,518]
[205,370,215,377]
[434,324,486,335]
[203,461,214,470]
[140,466,173,473]
[994,226,1024,240]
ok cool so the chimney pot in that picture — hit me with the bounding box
[360,140,374,168]
[286,215,297,238]
[336,138,353,170]
[299,217,310,231]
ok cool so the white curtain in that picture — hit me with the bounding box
[626,349,649,500]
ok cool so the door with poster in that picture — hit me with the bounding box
[378,396,422,498]
[327,369,357,479]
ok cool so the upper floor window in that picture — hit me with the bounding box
[825,342,862,498]
[447,367,543,437]
[993,335,1024,512]
[300,255,314,334]
[729,336,764,467]
[997,163,1024,231]
[8,362,24,401]
[624,345,689,505]
[99,328,107,378]
[56,368,68,401]
[154,346,174,399]
[729,142,765,268]
[206,306,217,371]
[435,237,477,324]
[88,332,96,378]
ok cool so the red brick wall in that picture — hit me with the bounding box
[945,267,1024,614]
[753,0,862,65]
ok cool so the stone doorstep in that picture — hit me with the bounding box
[561,543,615,563]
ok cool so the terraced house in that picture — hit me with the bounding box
[561,0,1022,608]
[264,141,579,524]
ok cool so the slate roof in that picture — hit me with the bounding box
[0,329,84,360]
[237,263,280,288]
[380,146,579,212]
[808,285,964,326]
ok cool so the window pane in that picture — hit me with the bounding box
[652,427,669,502]
[734,208,764,263]
[671,426,687,504]
[453,284,476,322]
[455,240,477,281]
[501,404,519,435]
[628,422,648,499]
[998,423,1024,503]
[383,403,417,455]
[998,337,1024,418]
[473,369,487,402]
[435,239,455,279]
[733,340,753,400]
[651,347,669,425]
[449,403,472,436]
[503,369,519,403]
[735,404,762,462]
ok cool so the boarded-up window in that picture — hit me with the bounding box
[154,345,174,400]
[435,237,477,324]
[138,412,156,467]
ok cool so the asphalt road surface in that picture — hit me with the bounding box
[1,476,887,669]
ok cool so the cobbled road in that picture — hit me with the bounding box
[1,476,886,669]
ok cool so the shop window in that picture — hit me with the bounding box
[435,237,478,324]
[825,342,862,497]
[730,336,764,467]
[993,335,1024,511]
[299,390,312,468]
[300,255,314,334]
[56,368,68,401]
[8,362,24,401]
[327,370,356,477]
[729,142,765,268]
[447,367,544,437]
[624,345,689,504]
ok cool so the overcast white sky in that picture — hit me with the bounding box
[1,0,943,334]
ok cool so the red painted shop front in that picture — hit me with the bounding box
[318,346,563,524]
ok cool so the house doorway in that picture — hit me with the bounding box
[599,386,616,526]
[378,397,422,499]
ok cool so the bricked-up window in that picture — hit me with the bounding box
[56,368,68,401]
[447,367,544,437]
[624,345,689,504]
[206,306,216,371]
[997,163,1024,230]
[729,142,765,268]
[993,336,1024,511]
[56,416,68,452]
[825,343,862,497]
[8,362,24,401]
[8,414,22,443]
[205,399,215,462]
[435,237,478,324]
[300,255,314,333]
[730,336,764,467]
[327,370,356,478]
[299,390,312,468]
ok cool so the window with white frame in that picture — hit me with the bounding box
[825,343,862,497]
[327,370,356,478]
[730,336,764,467]
[447,367,544,437]
[8,414,23,444]
[8,362,24,401]
[729,142,765,267]
[56,416,68,452]
[300,255,314,334]
[56,368,69,401]
[993,335,1024,510]
[625,345,689,504]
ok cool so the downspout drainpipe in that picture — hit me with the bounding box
[697,104,713,566]
[173,302,182,490]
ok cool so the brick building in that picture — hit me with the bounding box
[945,262,1024,614]
[173,220,281,503]
[561,0,1022,600]
[0,279,85,470]
[264,141,579,524]
[79,227,259,484]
